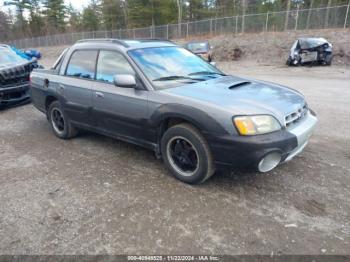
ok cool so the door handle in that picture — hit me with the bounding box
[95,92,104,98]
[58,84,65,91]
[44,79,49,88]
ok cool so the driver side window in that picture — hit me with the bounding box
[96,50,135,84]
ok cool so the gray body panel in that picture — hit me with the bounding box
[91,81,149,141]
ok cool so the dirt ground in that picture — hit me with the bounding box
[0,47,350,255]
[182,29,350,66]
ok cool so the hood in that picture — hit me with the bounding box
[161,75,305,125]
[298,38,332,49]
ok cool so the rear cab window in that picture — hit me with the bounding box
[65,50,98,79]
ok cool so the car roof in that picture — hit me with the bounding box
[74,38,177,51]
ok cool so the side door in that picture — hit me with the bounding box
[60,49,98,126]
[92,50,149,143]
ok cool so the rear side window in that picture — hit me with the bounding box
[66,50,98,79]
[96,50,135,83]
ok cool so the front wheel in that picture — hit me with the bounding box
[161,123,215,184]
[325,54,332,65]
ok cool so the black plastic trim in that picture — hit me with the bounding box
[206,130,298,170]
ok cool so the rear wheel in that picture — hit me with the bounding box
[161,123,215,184]
[48,101,78,139]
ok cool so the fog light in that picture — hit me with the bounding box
[258,152,282,172]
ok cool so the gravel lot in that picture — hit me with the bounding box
[0,61,349,255]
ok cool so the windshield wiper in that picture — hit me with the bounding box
[188,71,226,76]
[153,75,203,82]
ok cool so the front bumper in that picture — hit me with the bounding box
[283,111,317,162]
[207,111,318,171]
[0,83,31,107]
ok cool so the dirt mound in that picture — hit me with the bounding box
[180,29,350,66]
[37,29,350,67]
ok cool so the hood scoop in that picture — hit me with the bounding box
[228,81,252,89]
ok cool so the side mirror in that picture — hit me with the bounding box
[113,74,137,88]
[210,62,217,67]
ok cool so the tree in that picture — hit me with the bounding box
[324,0,332,27]
[27,0,45,36]
[242,0,247,32]
[67,4,82,32]
[4,0,30,35]
[306,0,315,29]
[82,5,100,31]
[0,10,11,40]
[176,0,182,33]
[283,0,291,30]
[43,0,67,32]
[184,0,208,21]
[127,0,177,28]
[101,0,125,30]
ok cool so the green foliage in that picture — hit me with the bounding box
[100,0,126,30]
[127,0,177,28]
[82,5,100,31]
[67,4,82,32]
[42,0,67,32]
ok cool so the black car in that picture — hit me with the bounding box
[286,38,333,66]
[0,45,35,108]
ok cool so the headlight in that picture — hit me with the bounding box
[233,115,281,135]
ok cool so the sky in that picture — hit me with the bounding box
[0,0,91,12]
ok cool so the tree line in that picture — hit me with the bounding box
[0,0,348,41]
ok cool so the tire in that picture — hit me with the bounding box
[48,101,78,139]
[325,54,332,65]
[161,123,215,184]
[286,57,292,66]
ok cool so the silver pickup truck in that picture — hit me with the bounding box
[30,39,318,184]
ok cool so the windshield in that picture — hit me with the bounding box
[128,46,223,89]
[0,48,27,64]
[186,42,209,53]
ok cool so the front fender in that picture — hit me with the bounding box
[149,103,229,136]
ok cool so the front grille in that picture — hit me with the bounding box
[285,104,308,128]
[0,64,31,89]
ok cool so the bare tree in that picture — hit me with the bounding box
[241,0,246,33]
[284,0,291,31]
[122,0,128,28]
[306,0,315,29]
[4,0,29,33]
[176,0,182,33]
[325,0,332,28]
